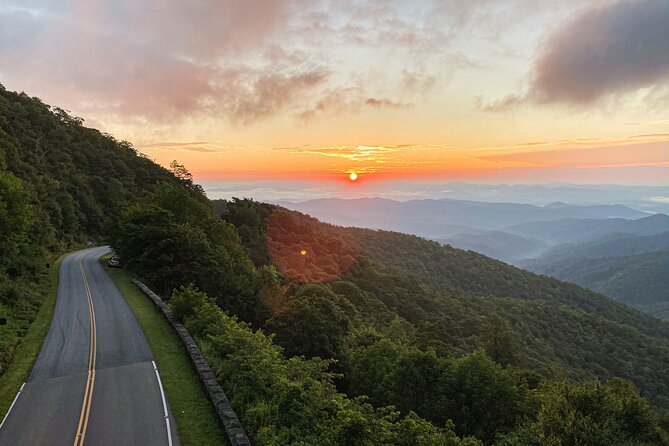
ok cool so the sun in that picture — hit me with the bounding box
[348,172,358,181]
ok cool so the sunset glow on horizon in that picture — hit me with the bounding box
[1,0,667,187]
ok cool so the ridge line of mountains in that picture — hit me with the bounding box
[279,197,669,320]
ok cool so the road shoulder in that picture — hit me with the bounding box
[101,255,226,446]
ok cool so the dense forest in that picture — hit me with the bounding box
[521,232,669,320]
[0,83,192,375]
[2,86,669,445]
[121,190,669,444]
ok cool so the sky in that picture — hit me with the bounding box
[1,0,668,193]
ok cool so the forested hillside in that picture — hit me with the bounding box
[523,236,669,320]
[438,230,548,263]
[504,214,669,245]
[116,194,669,444]
[350,229,669,339]
[0,83,196,376]
[211,202,669,406]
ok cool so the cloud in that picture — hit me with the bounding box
[140,141,246,154]
[474,138,669,170]
[533,0,669,104]
[484,0,669,109]
[297,86,411,121]
[221,69,329,124]
[0,1,328,123]
[469,133,669,156]
[273,145,404,162]
[364,98,411,109]
[1,0,522,129]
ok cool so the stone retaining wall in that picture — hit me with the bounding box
[132,279,252,446]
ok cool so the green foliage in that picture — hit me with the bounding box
[350,228,669,340]
[0,83,190,380]
[528,249,669,320]
[214,198,274,266]
[338,229,669,410]
[348,340,532,444]
[0,84,185,245]
[502,379,669,446]
[480,315,517,366]
[436,352,531,443]
[0,171,33,265]
[170,286,479,446]
[265,284,355,359]
[110,185,262,323]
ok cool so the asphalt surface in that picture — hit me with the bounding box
[0,247,180,445]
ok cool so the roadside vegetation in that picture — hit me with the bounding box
[102,255,226,446]
[0,254,63,416]
[0,83,192,389]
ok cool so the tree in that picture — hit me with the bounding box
[435,351,531,444]
[503,378,669,446]
[0,171,33,274]
[169,160,193,183]
[169,160,204,194]
[480,315,517,366]
[265,285,354,359]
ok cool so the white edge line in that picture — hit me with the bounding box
[152,361,173,446]
[165,418,173,446]
[0,382,26,431]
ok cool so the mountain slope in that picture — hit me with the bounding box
[504,214,669,245]
[534,231,669,260]
[523,245,669,320]
[349,228,668,339]
[438,230,548,263]
[517,230,669,319]
[213,200,669,410]
[0,83,203,377]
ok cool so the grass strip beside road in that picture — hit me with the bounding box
[0,254,64,416]
[102,255,226,446]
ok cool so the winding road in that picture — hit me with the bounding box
[0,247,180,445]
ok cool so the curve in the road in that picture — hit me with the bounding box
[0,247,179,446]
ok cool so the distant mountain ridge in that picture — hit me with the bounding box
[504,213,669,245]
[533,231,669,260]
[521,230,669,319]
[264,181,669,213]
[279,197,669,320]
[437,231,548,263]
[280,197,648,239]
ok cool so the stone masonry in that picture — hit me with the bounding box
[132,279,252,446]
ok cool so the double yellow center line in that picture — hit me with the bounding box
[74,257,97,446]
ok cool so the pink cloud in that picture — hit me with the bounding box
[532,0,669,104]
[484,0,669,110]
[0,0,319,122]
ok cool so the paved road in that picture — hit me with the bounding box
[0,247,179,445]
